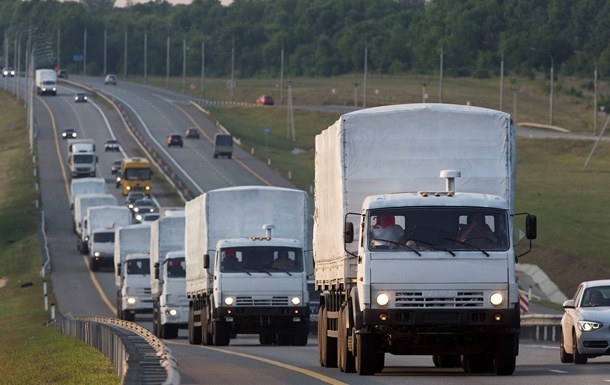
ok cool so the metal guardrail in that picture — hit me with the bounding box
[520,313,562,343]
[55,313,180,385]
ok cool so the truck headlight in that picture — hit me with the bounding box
[376,293,390,307]
[126,297,136,305]
[165,309,178,317]
[490,292,504,306]
[224,297,234,306]
[136,214,143,222]
[94,252,100,257]
[291,297,301,306]
[145,186,151,191]
[578,320,603,332]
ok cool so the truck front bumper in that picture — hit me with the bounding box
[216,306,310,333]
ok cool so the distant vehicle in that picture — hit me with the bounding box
[213,133,233,159]
[138,212,160,224]
[118,157,152,196]
[561,279,610,365]
[104,74,117,85]
[104,139,120,152]
[185,127,200,139]
[125,191,146,210]
[74,93,88,103]
[131,198,159,222]
[256,95,274,106]
[111,159,122,175]
[167,134,183,148]
[35,69,57,96]
[61,128,77,139]
[2,67,15,77]
[57,69,68,79]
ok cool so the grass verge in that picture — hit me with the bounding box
[0,90,119,384]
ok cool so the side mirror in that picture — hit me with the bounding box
[526,215,537,240]
[562,299,575,309]
[344,222,354,243]
[154,262,159,280]
[203,253,209,269]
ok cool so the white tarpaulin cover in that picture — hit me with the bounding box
[150,216,185,296]
[114,223,151,287]
[185,186,309,295]
[314,103,515,270]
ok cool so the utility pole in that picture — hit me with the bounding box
[144,29,147,84]
[123,29,127,80]
[83,28,87,75]
[280,41,284,105]
[230,38,235,102]
[166,35,170,89]
[439,45,444,103]
[201,36,205,98]
[363,42,368,108]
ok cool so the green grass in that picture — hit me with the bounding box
[0,91,119,385]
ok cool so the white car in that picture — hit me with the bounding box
[104,74,117,85]
[560,279,610,364]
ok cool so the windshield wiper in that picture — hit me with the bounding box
[371,238,422,256]
[267,267,292,276]
[442,238,490,257]
[409,239,456,257]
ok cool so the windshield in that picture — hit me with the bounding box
[167,257,186,278]
[73,154,94,163]
[219,246,303,273]
[581,287,610,307]
[126,259,150,275]
[93,232,114,243]
[368,207,509,252]
[124,168,152,180]
[215,135,232,146]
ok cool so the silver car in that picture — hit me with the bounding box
[560,279,610,364]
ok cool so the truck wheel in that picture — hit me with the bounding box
[188,307,202,345]
[276,334,292,346]
[213,321,230,346]
[572,331,588,364]
[318,304,337,368]
[163,324,178,339]
[293,321,309,346]
[494,334,517,375]
[355,333,377,375]
[202,305,212,345]
[259,333,274,345]
[437,355,461,368]
[337,305,355,373]
[559,330,573,363]
[462,353,493,373]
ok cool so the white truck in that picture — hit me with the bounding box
[185,186,311,347]
[83,205,132,271]
[69,177,106,211]
[67,139,97,178]
[150,215,187,339]
[115,224,152,321]
[314,103,537,376]
[73,194,118,240]
[35,69,57,96]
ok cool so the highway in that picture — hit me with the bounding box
[4,74,610,384]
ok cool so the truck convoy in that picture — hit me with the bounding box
[150,215,187,339]
[70,177,106,210]
[73,194,118,240]
[115,224,152,321]
[314,103,536,376]
[67,139,98,178]
[35,69,57,96]
[185,186,311,346]
[82,205,132,271]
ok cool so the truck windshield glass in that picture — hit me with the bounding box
[167,258,186,278]
[220,247,303,273]
[368,208,509,252]
[73,154,94,163]
[93,232,114,243]
[124,168,152,180]
[127,258,150,275]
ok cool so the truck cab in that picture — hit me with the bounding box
[153,251,189,338]
[117,253,153,322]
[88,228,115,271]
[205,234,310,346]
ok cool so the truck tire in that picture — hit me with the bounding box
[163,324,179,339]
[202,304,213,345]
[213,321,230,346]
[259,333,274,345]
[462,353,492,373]
[494,334,517,375]
[293,321,309,346]
[338,304,355,373]
[318,304,337,368]
[559,330,573,363]
[355,333,377,375]
[188,306,202,345]
[436,355,461,368]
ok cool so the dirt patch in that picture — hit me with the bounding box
[523,247,610,298]
[0,277,8,288]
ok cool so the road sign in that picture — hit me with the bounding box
[226,80,233,89]
[73,55,83,62]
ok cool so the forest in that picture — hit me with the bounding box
[2,0,610,82]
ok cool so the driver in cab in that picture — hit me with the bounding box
[457,213,497,246]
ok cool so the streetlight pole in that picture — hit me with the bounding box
[531,48,554,129]
[353,82,359,107]
[144,29,147,84]
[439,45,444,103]
[182,36,186,94]
[511,85,519,123]
[421,79,429,103]
[363,41,368,108]
[500,50,504,111]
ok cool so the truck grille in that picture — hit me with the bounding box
[235,296,289,306]
[395,291,484,308]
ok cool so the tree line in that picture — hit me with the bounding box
[1,0,610,82]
